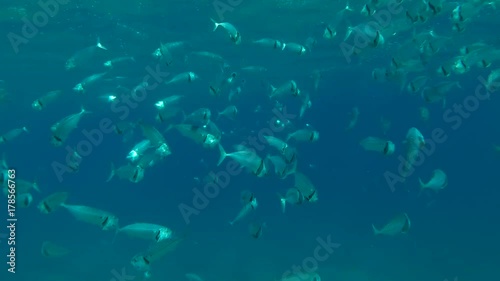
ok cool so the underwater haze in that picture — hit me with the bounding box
[0,0,499,281]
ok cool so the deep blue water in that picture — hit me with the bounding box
[0,1,499,281]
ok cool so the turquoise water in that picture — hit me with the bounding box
[0,0,498,281]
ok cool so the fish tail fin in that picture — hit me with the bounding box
[96,37,108,50]
[372,224,380,235]
[80,106,92,115]
[344,26,354,41]
[277,193,286,213]
[210,18,219,31]
[33,178,41,193]
[106,163,115,182]
[217,144,227,166]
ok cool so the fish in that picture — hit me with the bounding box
[419,169,448,193]
[127,139,152,163]
[266,155,296,179]
[422,81,461,107]
[217,105,238,120]
[287,128,319,143]
[65,37,107,70]
[170,124,219,149]
[359,137,395,156]
[107,163,145,183]
[249,222,266,239]
[32,90,62,111]
[294,172,318,203]
[18,193,33,208]
[270,80,301,99]
[217,144,267,177]
[211,19,241,44]
[282,42,307,55]
[253,38,284,49]
[278,188,305,213]
[164,72,198,85]
[402,127,425,178]
[73,72,107,93]
[138,121,171,157]
[38,192,68,214]
[61,203,119,231]
[41,241,70,257]
[104,56,135,68]
[131,233,186,277]
[15,179,40,194]
[229,191,258,225]
[372,213,411,236]
[0,127,28,143]
[115,223,173,242]
[50,107,90,146]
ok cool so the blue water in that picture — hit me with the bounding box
[0,1,499,281]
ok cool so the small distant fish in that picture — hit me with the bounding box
[107,162,145,183]
[217,144,267,177]
[287,128,319,143]
[270,80,301,99]
[17,193,33,208]
[253,38,283,49]
[419,169,447,193]
[127,139,152,163]
[230,191,258,225]
[164,72,198,85]
[211,19,241,44]
[131,234,185,277]
[0,126,28,143]
[217,105,238,120]
[372,213,411,236]
[249,222,266,239]
[115,223,173,242]
[359,137,395,156]
[282,42,307,55]
[32,90,62,111]
[38,192,68,214]
[346,107,360,131]
[61,203,119,231]
[65,37,107,70]
[294,172,318,203]
[278,188,304,213]
[104,56,135,68]
[41,241,70,257]
[50,108,90,146]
